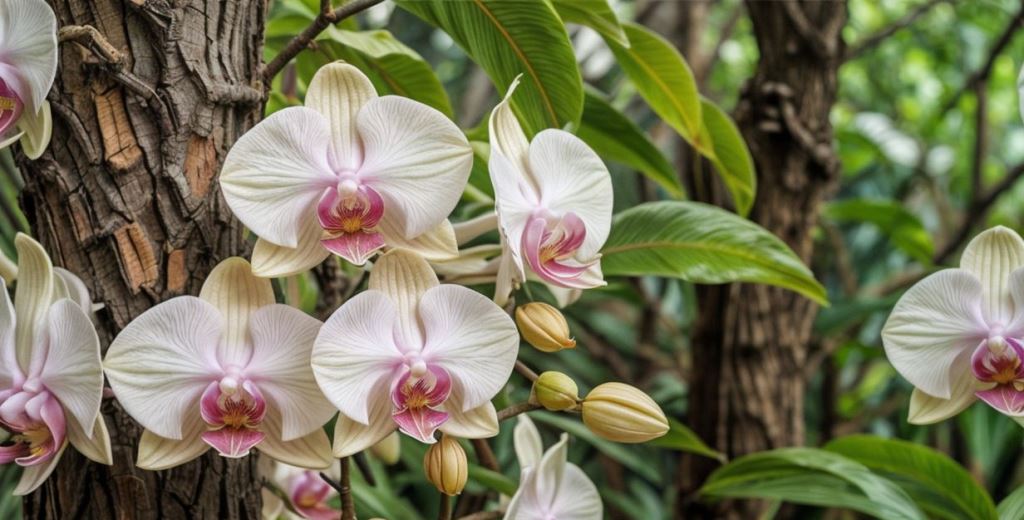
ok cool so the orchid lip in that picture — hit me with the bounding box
[0,390,64,467]
[0,76,23,138]
[200,378,267,457]
[391,365,452,442]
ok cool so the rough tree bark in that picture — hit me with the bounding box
[16,0,267,517]
[679,2,847,518]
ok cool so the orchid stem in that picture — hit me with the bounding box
[496,401,542,422]
[514,360,539,382]
[438,493,453,520]
[471,438,500,472]
[339,456,357,520]
[353,451,377,486]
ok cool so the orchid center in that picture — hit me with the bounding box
[199,378,267,457]
[391,365,452,443]
[971,336,1024,416]
[316,180,387,265]
[0,77,23,137]
[522,210,591,285]
[0,390,62,467]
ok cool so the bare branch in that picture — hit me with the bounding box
[935,161,1024,264]
[844,0,950,61]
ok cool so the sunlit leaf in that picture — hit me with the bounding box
[700,98,756,216]
[551,0,629,46]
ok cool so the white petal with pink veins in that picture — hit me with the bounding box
[305,62,377,171]
[0,0,58,112]
[38,299,102,437]
[960,226,1024,326]
[198,257,274,369]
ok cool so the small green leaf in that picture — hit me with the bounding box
[700,98,756,216]
[998,485,1024,520]
[577,89,683,198]
[647,418,724,462]
[825,198,934,264]
[601,201,828,305]
[467,465,518,496]
[551,0,629,47]
[530,411,662,484]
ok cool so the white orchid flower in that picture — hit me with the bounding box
[220,62,473,277]
[0,234,110,495]
[311,249,518,457]
[262,460,340,520]
[0,0,58,159]
[883,226,1024,423]
[504,415,601,520]
[103,257,335,470]
[488,76,614,306]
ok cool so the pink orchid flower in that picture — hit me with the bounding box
[0,0,58,159]
[103,258,335,470]
[488,77,614,306]
[219,62,473,278]
[884,226,1024,424]
[311,249,519,457]
[0,234,110,496]
[263,461,341,520]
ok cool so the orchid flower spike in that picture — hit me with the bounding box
[0,0,58,159]
[220,62,473,277]
[103,257,335,470]
[0,234,110,495]
[883,226,1024,424]
[262,461,341,520]
[311,249,519,457]
[488,76,614,307]
[505,415,602,520]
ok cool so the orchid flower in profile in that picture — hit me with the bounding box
[488,77,614,307]
[883,226,1024,424]
[0,234,110,495]
[103,257,335,470]
[0,0,58,159]
[504,415,601,520]
[311,249,518,457]
[220,62,473,277]
[262,460,340,520]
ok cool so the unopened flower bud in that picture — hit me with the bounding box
[515,302,576,352]
[582,383,669,443]
[370,431,401,465]
[424,434,468,496]
[531,371,580,411]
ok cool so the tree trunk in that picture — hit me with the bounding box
[16,0,267,517]
[679,2,846,518]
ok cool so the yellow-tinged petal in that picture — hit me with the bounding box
[199,257,274,367]
[13,233,53,372]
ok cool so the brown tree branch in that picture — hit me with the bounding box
[514,360,539,383]
[844,0,950,61]
[264,0,385,81]
[935,162,1024,264]
[497,402,541,422]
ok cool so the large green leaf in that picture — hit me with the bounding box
[606,23,705,152]
[826,436,996,520]
[551,0,629,46]
[577,89,683,197]
[601,201,828,305]
[825,198,934,264]
[396,0,583,135]
[998,485,1024,520]
[700,448,926,520]
[700,98,756,216]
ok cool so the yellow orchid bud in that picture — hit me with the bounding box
[582,383,669,443]
[531,371,580,411]
[424,434,468,496]
[515,302,576,352]
[369,431,401,465]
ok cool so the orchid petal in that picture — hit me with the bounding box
[437,388,499,440]
[53,267,92,313]
[960,226,1024,326]
[39,299,102,436]
[13,442,65,496]
[331,379,396,458]
[420,285,519,410]
[882,269,988,398]
[104,296,222,439]
[258,409,333,469]
[199,257,274,368]
[0,129,23,152]
[368,249,439,348]
[977,385,1024,416]
[251,217,331,278]
[1006,268,1024,335]
[0,0,58,113]
[0,276,18,389]
[17,101,51,160]
[907,350,980,425]
[305,62,377,171]
[379,219,459,262]
[248,304,335,441]
[490,151,536,276]
[203,427,265,458]
[527,130,614,259]
[494,244,518,307]
[534,434,569,505]
[220,107,336,248]
[513,415,544,471]
[66,412,112,465]
[312,291,402,424]
[488,75,531,175]
[548,464,603,520]
[136,416,208,471]
[13,233,53,374]
[357,96,472,238]
[548,284,584,308]
[453,213,498,246]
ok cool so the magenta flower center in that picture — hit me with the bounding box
[199,376,267,457]
[391,364,452,443]
[0,388,63,467]
[0,76,23,137]
[522,210,589,285]
[316,180,387,265]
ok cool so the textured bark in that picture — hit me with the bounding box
[16,0,267,517]
[679,2,847,518]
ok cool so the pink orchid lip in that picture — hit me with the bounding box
[199,378,267,458]
[522,210,593,286]
[290,471,341,520]
[391,364,452,443]
[0,75,23,138]
[0,390,64,467]
[972,336,1024,415]
[317,183,386,265]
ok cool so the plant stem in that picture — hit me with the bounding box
[340,456,356,520]
[438,494,453,520]
[514,360,539,382]
[496,401,542,422]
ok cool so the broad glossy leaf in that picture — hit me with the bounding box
[601,201,828,305]
[396,0,583,135]
[998,485,1024,520]
[826,435,997,520]
[700,448,926,520]
[825,198,934,264]
[701,98,756,216]
[551,0,629,46]
[578,89,682,197]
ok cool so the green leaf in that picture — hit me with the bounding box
[825,198,934,264]
[700,98,756,216]
[601,201,828,305]
[551,0,629,47]
[577,89,683,197]
[467,465,518,496]
[606,23,706,152]
[530,411,662,484]
[647,417,724,462]
[825,435,997,520]
[317,29,454,118]
[700,448,926,520]
[998,485,1024,520]
[396,0,583,136]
